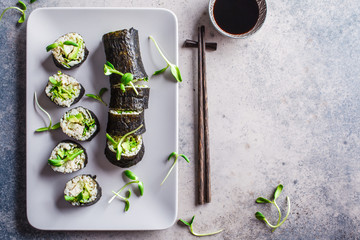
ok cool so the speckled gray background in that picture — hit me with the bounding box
[1,0,360,239]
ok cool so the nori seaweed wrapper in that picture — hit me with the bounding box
[109,95,149,110]
[105,142,145,168]
[106,111,146,136]
[102,28,148,85]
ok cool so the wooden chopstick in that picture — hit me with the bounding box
[200,25,211,203]
[197,26,205,205]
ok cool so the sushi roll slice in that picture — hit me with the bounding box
[109,85,150,110]
[46,32,89,70]
[64,174,101,207]
[102,28,148,85]
[105,134,145,168]
[60,107,99,141]
[106,110,146,136]
[48,140,87,174]
[44,71,85,107]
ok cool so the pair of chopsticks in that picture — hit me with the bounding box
[185,26,217,204]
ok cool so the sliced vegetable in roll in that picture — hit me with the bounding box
[64,174,101,207]
[46,32,89,70]
[106,110,146,136]
[102,28,148,84]
[48,140,87,174]
[60,107,99,141]
[105,124,144,168]
[105,134,145,168]
[45,71,85,107]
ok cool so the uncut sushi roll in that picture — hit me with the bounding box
[106,110,146,136]
[48,140,87,174]
[102,28,148,85]
[45,71,85,107]
[60,107,99,141]
[105,134,145,168]
[46,32,89,70]
[64,174,101,207]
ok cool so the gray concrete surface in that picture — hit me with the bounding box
[1,0,360,239]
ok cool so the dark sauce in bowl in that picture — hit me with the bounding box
[213,0,260,35]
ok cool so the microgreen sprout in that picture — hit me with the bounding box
[0,1,27,24]
[34,92,60,132]
[161,152,190,185]
[106,124,143,161]
[109,170,144,212]
[86,87,108,106]
[149,35,182,82]
[255,184,291,231]
[103,61,138,95]
[30,0,37,3]
[179,215,223,237]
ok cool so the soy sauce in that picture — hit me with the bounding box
[213,0,259,35]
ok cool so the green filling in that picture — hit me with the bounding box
[49,72,78,101]
[65,110,95,136]
[48,146,84,167]
[64,182,91,203]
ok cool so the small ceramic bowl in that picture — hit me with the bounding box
[209,0,267,39]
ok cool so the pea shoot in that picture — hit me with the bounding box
[0,1,27,24]
[161,152,190,185]
[46,40,79,52]
[255,184,291,231]
[34,92,60,132]
[149,35,182,82]
[179,215,223,237]
[109,170,144,212]
[103,61,138,95]
[86,87,108,106]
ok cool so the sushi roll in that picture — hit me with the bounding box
[60,107,99,141]
[46,32,89,70]
[45,71,85,107]
[105,134,145,168]
[109,85,150,110]
[64,174,101,207]
[102,28,148,85]
[48,140,87,174]
[106,110,146,136]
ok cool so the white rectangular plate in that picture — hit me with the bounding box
[26,7,178,230]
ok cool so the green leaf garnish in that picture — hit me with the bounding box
[63,40,78,47]
[149,35,182,82]
[179,215,223,237]
[86,87,108,106]
[273,184,283,201]
[124,170,138,181]
[153,65,169,75]
[255,185,291,231]
[18,1,27,10]
[161,152,190,185]
[30,0,37,3]
[109,170,144,212]
[103,61,140,95]
[256,197,272,204]
[34,92,60,132]
[0,1,27,24]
